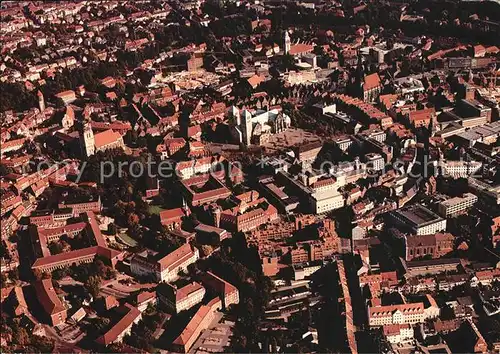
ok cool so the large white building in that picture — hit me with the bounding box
[310,189,345,214]
[365,153,385,171]
[438,193,478,217]
[391,205,446,235]
[383,324,414,344]
[369,303,425,327]
[439,159,482,179]
[229,106,291,146]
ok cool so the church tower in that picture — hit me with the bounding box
[242,110,253,146]
[284,30,291,55]
[81,121,95,158]
[37,90,45,112]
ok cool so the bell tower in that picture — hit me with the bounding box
[81,121,95,157]
[284,31,291,55]
[38,90,45,112]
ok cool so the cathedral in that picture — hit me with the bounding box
[229,106,291,146]
[80,120,124,158]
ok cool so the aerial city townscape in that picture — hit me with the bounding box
[1,0,500,353]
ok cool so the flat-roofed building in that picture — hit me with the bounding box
[309,189,345,214]
[459,99,492,123]
[333,135,353,152]
[293,261,323,280]
[438,193,478,217]
[391,205,446,235]
[468,177,500,204]
[365,153,385,171]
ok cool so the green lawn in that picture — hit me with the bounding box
[116,233,138,247]
[149,205,166,215]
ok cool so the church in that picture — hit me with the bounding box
[283,30,314,56]
[229,106,291,146]
[80,121,124,158]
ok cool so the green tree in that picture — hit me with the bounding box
[13,327,29,346]
[8,269,19,282]
[84,275,102,298]
[281,54,296,70]
[48,241,64,255]
[108,223,118,235]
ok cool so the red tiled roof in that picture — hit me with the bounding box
[162,282,205,303]
[32,246,121,269]
[408,108,435,123]
[187,125,201,137]
[136,291,155,304]
[94,129,122,149]
[363,73,381,91]
[289,43,314,56]
[96,303,141,346]
[369,302,424,318]
[383,323,410,336]
[160,208,186,223]
[201,271,238,299]
[247,74,265,89]
[55,90,76,99]
[173,303,212,346]
[38,222,86,238]
[474,45,486,56]
[34,278,65,315]
[84,211,106,246]
[102,295,119,310]
[158,243,196,272]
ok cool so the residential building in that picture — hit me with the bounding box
[293,261,323,280]
[219,197,278,232]
[365,153,385,171]
[369,302,425,326]
[180,173,232,207]
[383,324,414,344]
[439,160,482,179]
[438,193,478,217]
[405,258,461,278]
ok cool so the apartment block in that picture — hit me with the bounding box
[437,193,478,217]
